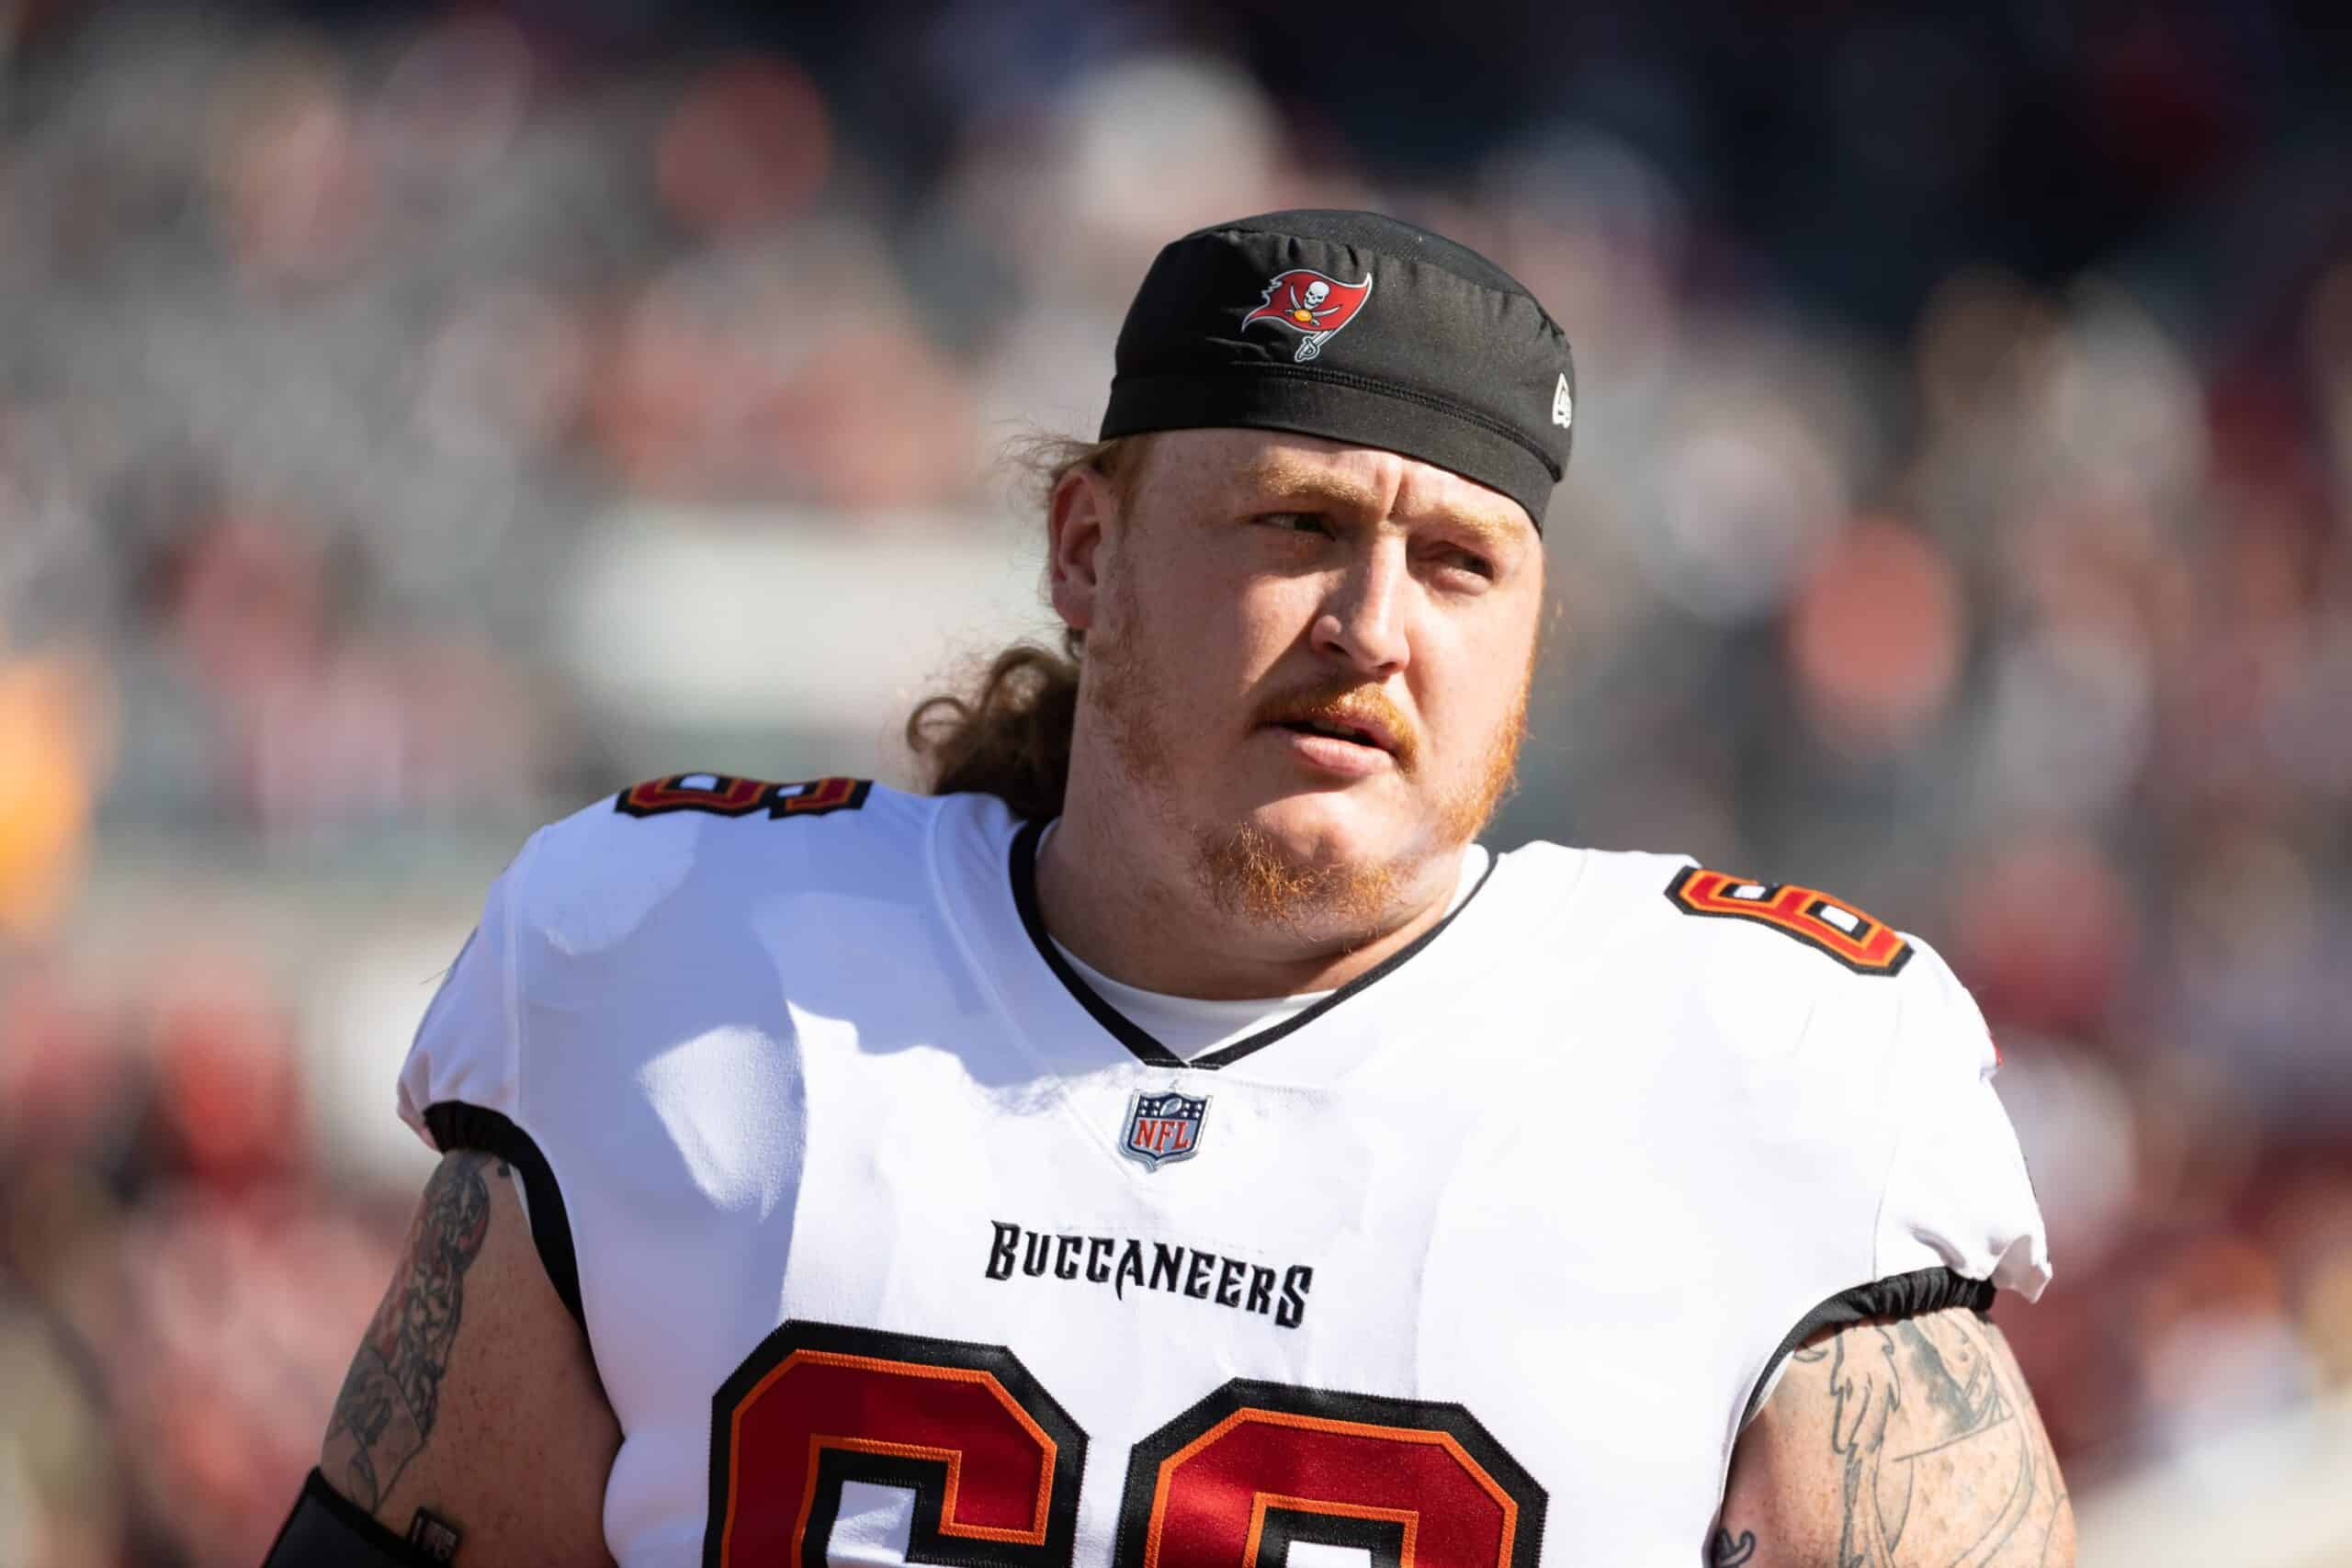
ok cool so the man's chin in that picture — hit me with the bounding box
[1237,790,1394,862]
[1191,794,1417,931]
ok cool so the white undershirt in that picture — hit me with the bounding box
[1043,837,1491,1061]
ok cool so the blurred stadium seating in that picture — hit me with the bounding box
[2,3,2349,1563]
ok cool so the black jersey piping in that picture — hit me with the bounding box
[1007,815,1498,1071]
[1737,1266,1995,1430]
[422,1100,586,1330]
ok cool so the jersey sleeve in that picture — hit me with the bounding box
[397,829,542,1144]
[1871,938,2051,1301]
[1736,934,2052,1429]
[393,828,586,1325]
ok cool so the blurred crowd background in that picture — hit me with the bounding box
[3,1,2350,1563]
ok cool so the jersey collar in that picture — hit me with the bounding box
[1005,815,1497,1072]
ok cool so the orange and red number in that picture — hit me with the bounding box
[1665,865,1912,976]
[706,1323,1083,1568]
[706,1324,1546,1568]
[616,774,872,821]
[1114,1382,1544,1568]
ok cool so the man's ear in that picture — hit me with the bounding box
[1047,464,1118,634]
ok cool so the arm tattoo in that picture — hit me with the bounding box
[1710,1525,1758,1565]
[1815,1313,2067,1566]
[322,1154,503,1513]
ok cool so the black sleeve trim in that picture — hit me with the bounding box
[262,1469,447,1567]
[422,1100,586,1331]
[1738,1266,1996,1429]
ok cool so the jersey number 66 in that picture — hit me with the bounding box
[707,1320,1546,1568]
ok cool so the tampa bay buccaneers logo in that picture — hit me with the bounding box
[1242,267,1374,363]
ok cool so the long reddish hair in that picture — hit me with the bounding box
[903,434,1148,819]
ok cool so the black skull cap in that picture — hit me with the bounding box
[1099,209,1575,528]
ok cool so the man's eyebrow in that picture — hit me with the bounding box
[1231,459,1529,550]
[1232,459,1384,512]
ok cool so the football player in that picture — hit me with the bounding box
[268,212,2072,1567]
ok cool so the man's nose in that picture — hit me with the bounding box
[1309,546,1409,677]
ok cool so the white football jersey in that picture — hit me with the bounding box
[397,778,2048,1568]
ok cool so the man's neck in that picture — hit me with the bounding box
[1035,787,1469,1002]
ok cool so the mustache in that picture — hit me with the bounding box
[1255,680,1419,770]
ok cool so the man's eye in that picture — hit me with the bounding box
[1438,547,1496,580]
[1258,511,1333,536]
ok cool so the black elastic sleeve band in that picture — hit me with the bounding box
[422,1100,586,1330]
[1739,1266,1996,1429]
[261,1469,445,1568]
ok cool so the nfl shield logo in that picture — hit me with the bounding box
[1121,1089,1208,1171]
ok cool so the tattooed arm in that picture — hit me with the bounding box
[319,1151,620,1565]
[1716,1304,2075,1567]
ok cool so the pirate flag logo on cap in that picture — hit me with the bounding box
[1241,267,1374,363]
